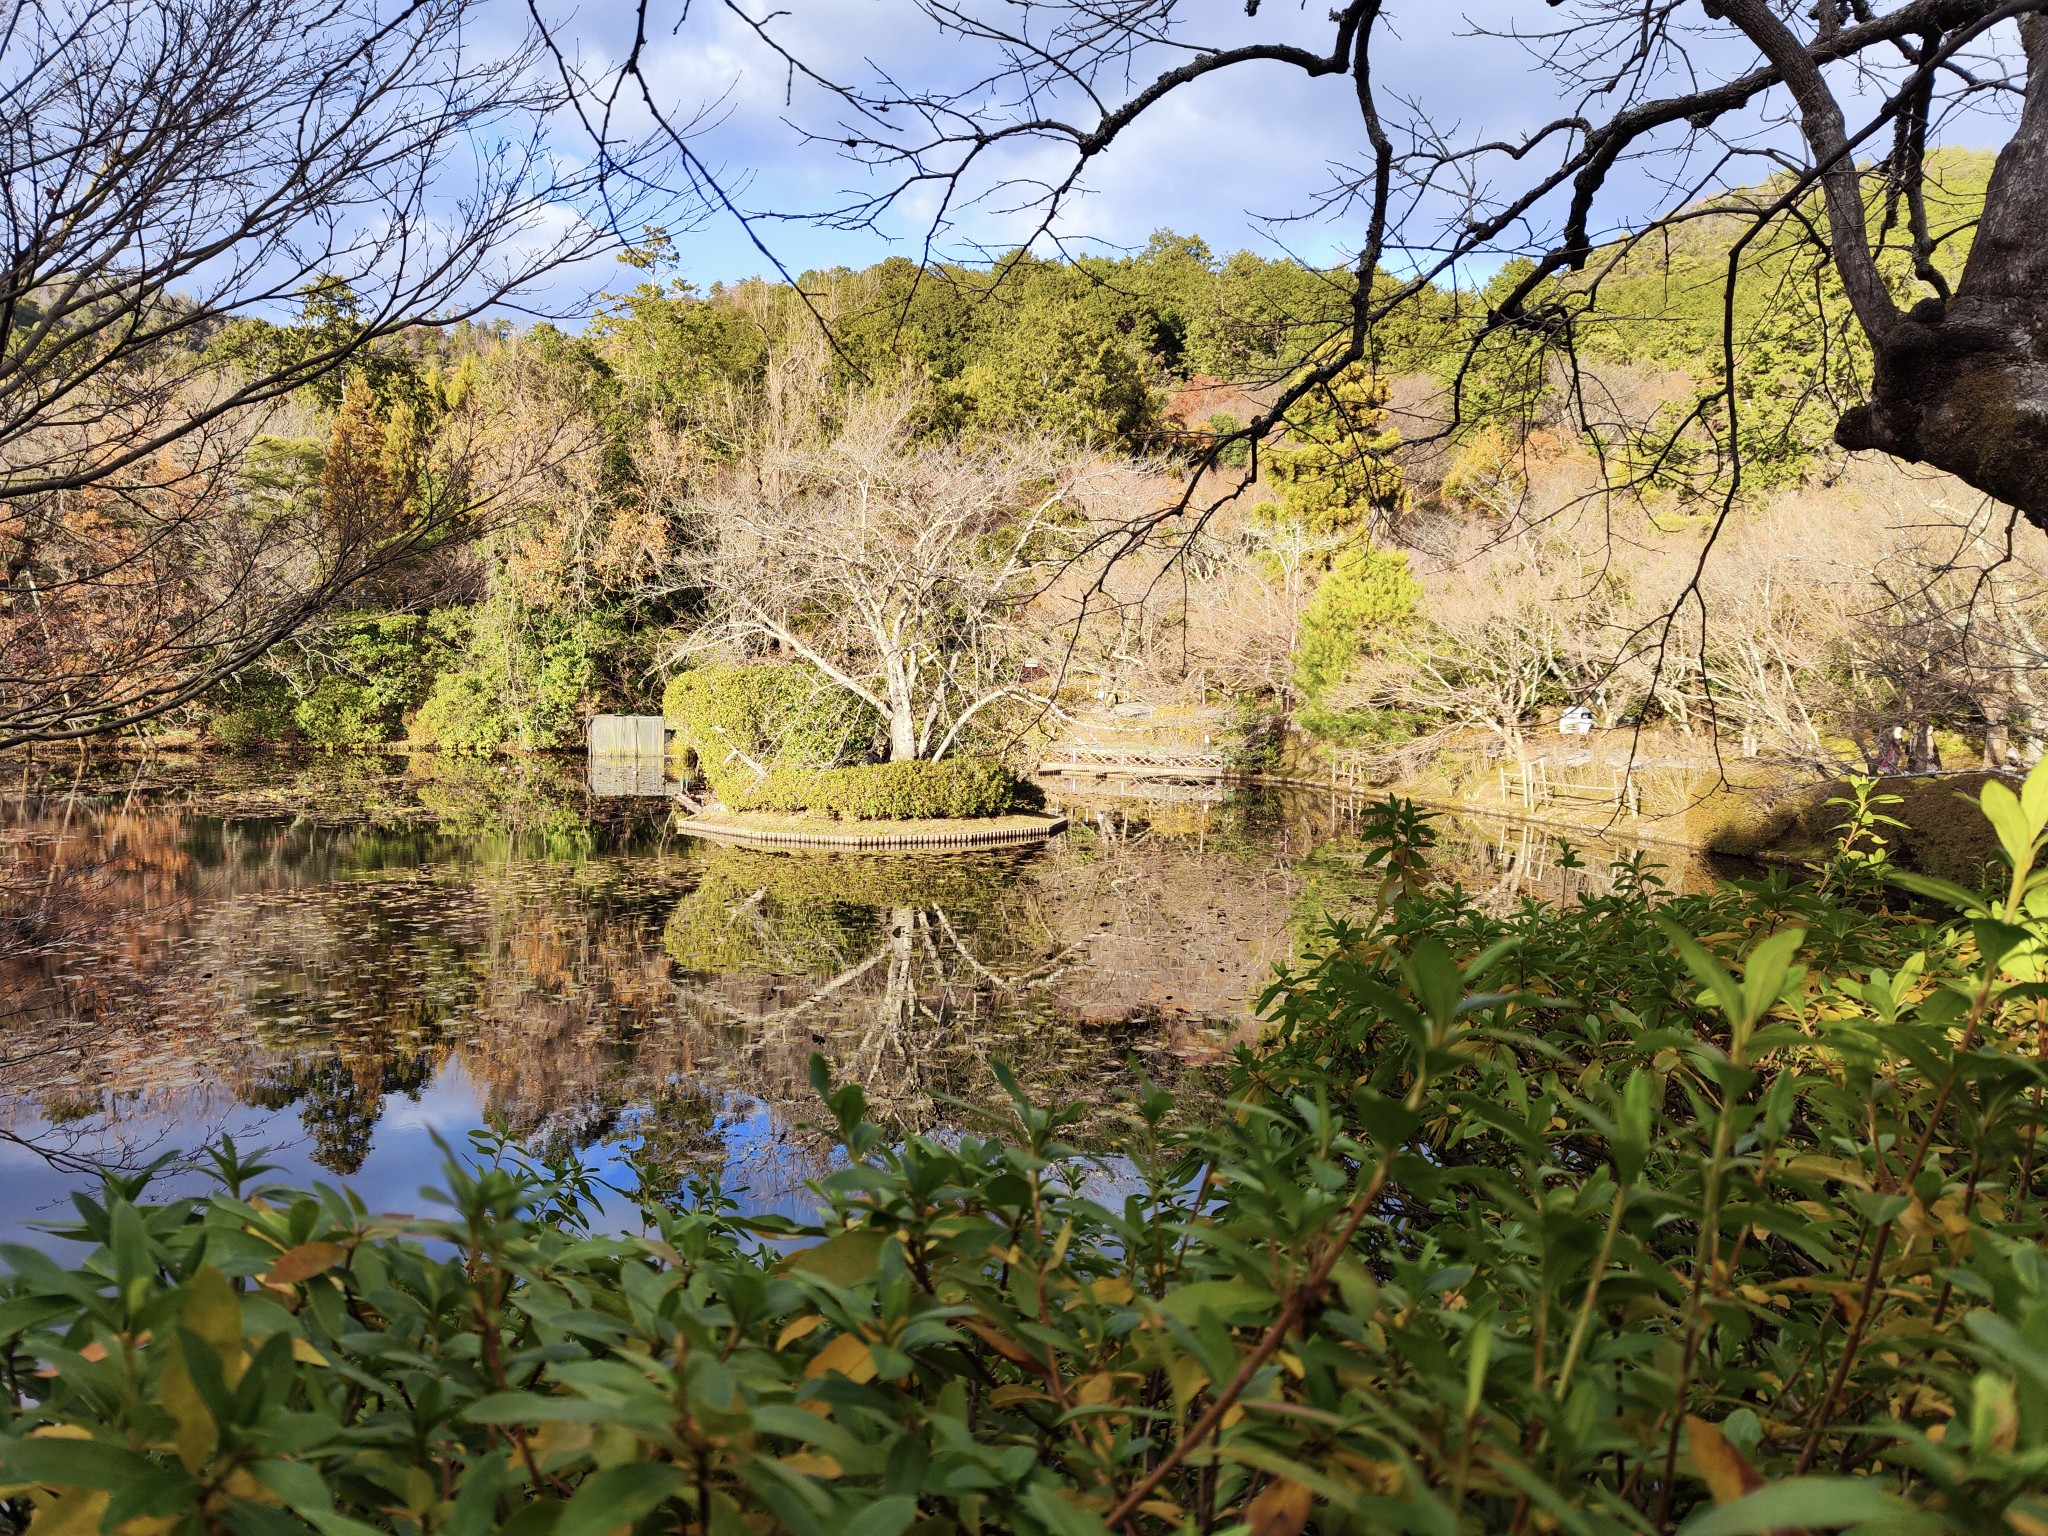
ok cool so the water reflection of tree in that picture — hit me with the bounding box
[243,1051,437,1175]
[661,848,1092,1136]
[6,772,1318,1191]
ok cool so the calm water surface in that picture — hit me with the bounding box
[0,753,1716,1240]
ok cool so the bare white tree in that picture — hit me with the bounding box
[664,363,1130,762]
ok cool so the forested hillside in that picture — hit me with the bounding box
[114,149,2030,779]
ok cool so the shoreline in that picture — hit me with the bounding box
[675,808,1070,850]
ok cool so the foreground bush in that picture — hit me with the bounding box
[5,779,2048,1534]
[728,758,1031,820]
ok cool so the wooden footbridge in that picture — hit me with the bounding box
[1037,741,1233,780]
[1037,737,1385,794]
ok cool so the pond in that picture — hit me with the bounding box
[0,753,1726,1241]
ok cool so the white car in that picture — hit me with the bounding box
[1559,706,1595,735]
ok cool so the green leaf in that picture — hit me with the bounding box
[0,1296,72,1343]
[1158,1278,1274,1326]
[1680,1477,1901,1534]
[1965,1313,2048,1392]
[2019,755,2048,831]
[1402,937,1465,1029]
[1884,870,1985,913]
[1351,1094,1421,1148]
[249,1458,335,1514]
[497,1496,564,1536]
[1978,778,2036,871]
[0,1435,183,1493]
[1738,928,1805,1030]
[786,1229,889,1287]
[556,1462,689,1536]
[1021,1482,1116,1536]
[1656,920,1743,1028]
[1615,1069,1654,1184]
[842,1495,919,1536]
[465,1392,616,1424]
[1972,919,2032,970]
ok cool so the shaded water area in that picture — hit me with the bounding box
[0,754,1728,1239]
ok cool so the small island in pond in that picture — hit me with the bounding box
[662,662,1065,849]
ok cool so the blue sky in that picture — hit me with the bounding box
[516,1,2028,316]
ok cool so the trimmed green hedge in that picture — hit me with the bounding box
[727,757,1035,820]
[662,664,872,798]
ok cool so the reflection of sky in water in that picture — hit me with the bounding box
[0,1062,836,1250]
[3,758,1721,1243]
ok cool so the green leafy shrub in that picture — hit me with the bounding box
[663,664,873,799]
[298,614,465,751]
[728,757,1029,820]
[410,668,512,755]
[1296,702,1432,745]
[204,613,465,754]
[205,680,298,754]
[411,600,628,755]
[8,775,2048,1535]
[289,676,389,752]
[1291,540,1420,704]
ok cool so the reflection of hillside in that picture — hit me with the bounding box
[1,775,674,1173]
[9,773,1400,1192]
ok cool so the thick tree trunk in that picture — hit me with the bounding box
[1985,718,2011,770]
[1837,19,2048,526]
[887,708,918,761]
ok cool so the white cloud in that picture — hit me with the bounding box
[521,0,2032,301]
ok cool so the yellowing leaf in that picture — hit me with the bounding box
[775,1315,825,1351]
[27,1488,108,1536]
[1246,1479,1312,1536]
[219,1468,278,1506]
[181,1267,247,1385]
[1158,1278,1273,1327]
[964,1321,1045,1374]
[159,1353,215,1476]
[1086,1277,1134,1306]
[1166,1353,1208,1409]
[778,1453,842,1479]
[265,1243,345,1288]
[1782,1156,1874,1190]
[289,1338,330,1367]
[988,1385,1050,1407]
[1074,1373,1116,1406]
[1685,1415,1765,1506]
[786,1230,888,1287]
[803,1333,877,1383]
[534,1421,594,1463]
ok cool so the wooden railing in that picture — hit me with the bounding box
[1038,742,1232,779]
[1498,758,1640,816]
